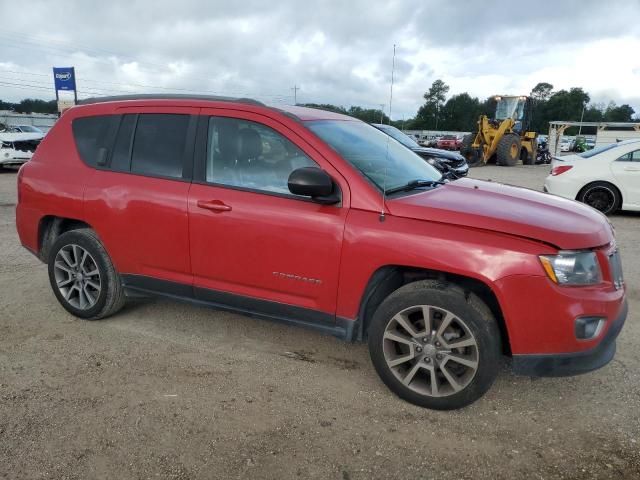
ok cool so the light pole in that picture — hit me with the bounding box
[291,85,300,105]
[578,102,586,136]
[379,104,385,124]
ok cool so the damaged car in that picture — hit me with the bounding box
[0,133,43,168]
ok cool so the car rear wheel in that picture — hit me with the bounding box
[48,228,126,319]
[578,182,621,215]
[368,280,501,410]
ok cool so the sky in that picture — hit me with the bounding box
[1,0,639,119]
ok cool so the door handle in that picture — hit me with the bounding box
[197,200,232,212]
[623,166,640,171]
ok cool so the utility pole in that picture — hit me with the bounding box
[578,102,586,136]
[379,104,385,124]
[291,85,300,105]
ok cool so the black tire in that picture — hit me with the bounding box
[460,134,483,167]
[522,143,535,165]
[47,228,126,320]
[496,133,521,166]
[368,280,501,410]
[577,182,621,215]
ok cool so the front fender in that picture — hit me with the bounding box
[336,209,554,321]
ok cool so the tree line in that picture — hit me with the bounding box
[304,80,637,134]
[0,99,58,114]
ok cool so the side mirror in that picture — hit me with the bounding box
[288,167,339,204]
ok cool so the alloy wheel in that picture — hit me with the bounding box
[382,305,479,397]
[53,244,102,310]
[583,186,615,213]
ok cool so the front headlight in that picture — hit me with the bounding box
[539,251,602,285]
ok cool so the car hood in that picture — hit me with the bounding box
[0,132,44,142]
[411,146,464,162]
[387,178,612,250]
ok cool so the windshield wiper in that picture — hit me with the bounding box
[385,179,445,196]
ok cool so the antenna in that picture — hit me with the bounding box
[380,44,396,222]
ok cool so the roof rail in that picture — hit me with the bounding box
[77,94,265,107]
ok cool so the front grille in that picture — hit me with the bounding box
[608,250,624,289]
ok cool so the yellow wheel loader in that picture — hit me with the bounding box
[461,95,537,167]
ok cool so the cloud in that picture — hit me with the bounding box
[0,0,638,118]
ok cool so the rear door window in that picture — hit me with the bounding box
[130,114,190,179]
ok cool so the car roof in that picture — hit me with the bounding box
[613,138,640,146]
[78,94,356,122]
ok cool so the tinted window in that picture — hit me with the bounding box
[110,114,136,171]
[578,143,618,158]
[616,150,640,162]
[206,117,317,195]
[131,114,189,178]
[72,115,112,166]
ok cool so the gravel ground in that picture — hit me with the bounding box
[0,165,638,480]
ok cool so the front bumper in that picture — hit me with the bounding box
[512,299,627,377]
[453,165,469,177]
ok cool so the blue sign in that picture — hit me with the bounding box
[53,67,76,92]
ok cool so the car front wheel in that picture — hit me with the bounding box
[368,280,501,410]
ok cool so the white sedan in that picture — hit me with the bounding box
[559,139,573,152]
[544,139,640,214]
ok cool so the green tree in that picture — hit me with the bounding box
[298,103,389,123]
[347,106,390,124]
[530,82,554,102]
[603,102,635,122]
[299,103,348,115]
[545,88,590,122]
[415,79,450,130]
[583,103,604,122]
[13,99,58,114]
[480,96,498,118]
[0,99,16,110]
[529,82,554,132]
[439,93,482,131]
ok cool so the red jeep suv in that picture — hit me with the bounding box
[16,95,627,410]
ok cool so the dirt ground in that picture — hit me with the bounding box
[1,164,638,480]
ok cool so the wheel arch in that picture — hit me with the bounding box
[576,180,623,205]
[355,265,511,355]
[38,215,93,262]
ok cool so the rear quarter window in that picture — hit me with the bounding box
[72,115,113,166]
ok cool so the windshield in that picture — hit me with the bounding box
[578,143,618,158]
[374,124,420,149]
[308,120,442,191]
[495,97,525,121]
[17,125,39,132]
